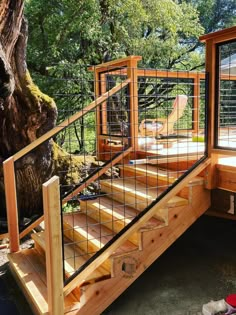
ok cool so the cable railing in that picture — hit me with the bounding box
[3,56,209,297]
[54,63,208,289]
[2,64,131,251]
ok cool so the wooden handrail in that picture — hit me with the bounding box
[62,146,133,204]
[63,158,211,296]
[19,215,44,239]
[89,55,142,73]
[13,78,130,162]
[90,68,236,81]
[200,26,236,43]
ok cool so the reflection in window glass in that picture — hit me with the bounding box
[217,40,236,149]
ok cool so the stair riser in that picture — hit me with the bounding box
[100,182,170,224]
[120,168,192,200]
[80,201,139,246]
[63,222,111,271]
[120,168,173,190]
[34,241,45,257]
[100,183,150,212]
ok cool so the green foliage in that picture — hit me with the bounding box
[25,0,236,74]
[24,0,236,147]
[62,201,79,213]
[25,0,205,72]
[187,0,236,33]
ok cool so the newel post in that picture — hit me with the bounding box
[3,156,20,252]
[43,176,64,315]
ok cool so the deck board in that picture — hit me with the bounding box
[100,178,188,207]
[80,196,163,230]
[8,248,81,315]
[8,249,49,315]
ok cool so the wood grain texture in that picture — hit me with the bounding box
[3,157,20,252]
[43,176,64,315]
[73,183,210,315]
[63,159,210,296]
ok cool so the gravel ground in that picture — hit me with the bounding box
[0,236,34,267]
[0,246,9,267]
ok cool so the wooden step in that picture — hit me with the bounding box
[78,181,211,315]
[119,164,204,200]
[32,232,110,283]
[119,164,181,187]
[62,213,138,268]
[8,248,80,315]
[80,196,163,245]
[100,178,188,212]
[120,164,203,185]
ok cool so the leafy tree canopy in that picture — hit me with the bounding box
[25,0,205,72]
[25,0,236,74]
[186,0,236,34]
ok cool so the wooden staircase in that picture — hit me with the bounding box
[7,160,211,315]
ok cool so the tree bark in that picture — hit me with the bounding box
[0,1,57,219]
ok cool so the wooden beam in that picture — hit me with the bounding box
[19,215,44,239]
[96,72,107,160]
[89,56,142,73]
[127,59,139,151]
[100,73,108,136]
[13,78,130,162]
[3,157,20,252]
[137,69,205,79]
[43,176,64,315]
[200,26,236,43]
[211,148,236,157]
[63,158,210,296]
[99,69,236,81]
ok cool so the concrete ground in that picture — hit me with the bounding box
[0,215,236,315]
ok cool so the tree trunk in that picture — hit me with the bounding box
[0,1,57,219]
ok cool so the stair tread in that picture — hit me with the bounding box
[63,213,138,255]
[101,178,188,207]
[32,232,110,281]
[120,164,203,185]
[120,164,181,182]
[80,196,162,228]
[8,248,79,314]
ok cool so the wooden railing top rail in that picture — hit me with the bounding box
[200,26,236,43]
[12,78,130,162]
[94,68,236,81]
[137,69,205,79]
[99,68,205,79]
[89,55,142,73]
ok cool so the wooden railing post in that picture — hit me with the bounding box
[3,157,20,252]
[127,57,140,152]
[43,176,64,315]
